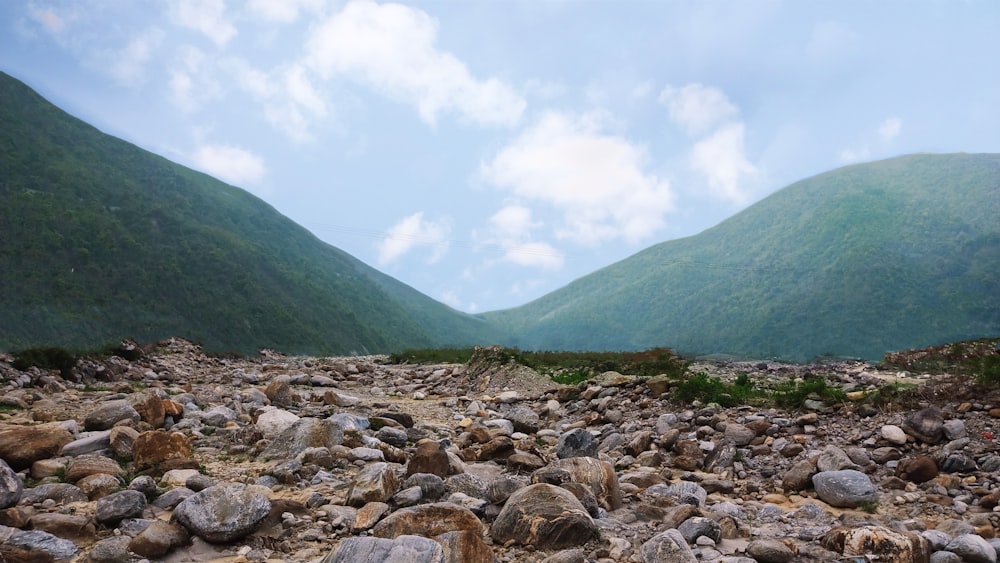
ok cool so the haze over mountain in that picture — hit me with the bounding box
[482,153,1000,361]
[0,71,497,355]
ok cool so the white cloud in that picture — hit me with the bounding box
[304,0,525,127]
[482,112,674,245]
[486,205,564,269]
[107,28,164,86]
[28,6,68,35]
[247,0,324,23]
[170,0,237,47]
[377,212,450,265]
[659,83,739,136]
[168,46,223,112]
[879,117,902,142]
[690,123,757,204]
[192,144,267,185]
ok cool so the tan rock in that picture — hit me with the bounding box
[129,392,166,428]
[372,502,484,539]
[0,425,73,471]
[352,501,390,532]
[132,430,195,473]
[64,454,123,483]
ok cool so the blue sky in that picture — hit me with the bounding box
[2,1,998,313]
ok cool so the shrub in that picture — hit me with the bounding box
[12,347,78,378]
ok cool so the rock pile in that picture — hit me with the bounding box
[0,338,999,562]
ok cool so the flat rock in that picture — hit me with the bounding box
[320,535,444,563]
[84,400,140,431]
[0,425,73,470]
[372,502,483,539]
[132,430,195,473]
[812,470,877,508]
[128,520,191,558]
[95,489,147,525]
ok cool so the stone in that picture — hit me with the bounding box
[172,483,272,543]
[812,470,877,508]
[4,530,78,561]
[255,408,300,440]
[436,529,494,563]
[347,462,401,507]
[372,502,484,539]
[556,428,597,459]
[264,378,296,407]
[84,400,140,431]
[725,423,756,446]
[0,425,73,470]
[64,454,123,483]
[353,501,391,532]
[782,459,817,492]
[319,535,444,563]
[746,539,795,563]
[108,426,139,458]
[490,483,598,549]
[132,430,196,474]
[85,536,132,563]
[532,456,622,511]
[258,418,344,461]
[77,472,123,500]
[129,391,165,428]
[942,419,966,440]
[816,445,857,472]
[60,430,112,457]
[128,520,191,558]
[881,425,908,445]
[407,439,451,478]
[900,455,938,483]
[904,406,945,444]
[323,390,361,407]
[640,529,697,563]
[95,489,147,525]
[678,516,722,544]
[944,534,997,563]
[27,512,96,542]
[0,459,23,508]
[821,525,930,563]
[19,482,88,505]
[505,406,541,434]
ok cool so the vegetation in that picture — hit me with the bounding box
[12,346,78,378]
[389,346,688,381]
[0,71,498,355]
[770,377,847,409]
[881,337,1000,386]
[673,372,762,407]
[482,153,1000,361]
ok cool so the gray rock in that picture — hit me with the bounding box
[662,480,708,507]
[153,487,194,509]
[403,473,445,501]
[640,529,697,562]
[320,535,444,563]
[505,406,541,434]
[85,535,133,563]
[258,418,344,461]
[84,400,140,431]
[944,534,997,563]
[378,426,409,448]
[0,459,23,508]
[60,430,113,457]
[541,550,588,563]
[724,423,755,446]
[20,482,88,505]
[942,419,966,440]
[95,489,147,525]
[903,406,944,444]
[172,483,272,543]
[678,516,722,544]
[816,445,857,472]
[329,413,370,432]
[746,538,795,563]
[921,529,952,551]
[930,552,964,563]
[6,529,78,560]
[880,425,908,445]
[556,428,597,459]
[812,470,877,508]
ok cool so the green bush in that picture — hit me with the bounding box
[771,377,846,409]
[12,347,78,378]
[673,372,761,407]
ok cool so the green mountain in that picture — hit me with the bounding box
[0,71,497,355]
[482,153,1000,361]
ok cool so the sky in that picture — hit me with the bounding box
[2,1,998,314]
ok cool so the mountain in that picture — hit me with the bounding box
[0,71,497,355]
[482,153,1000,361]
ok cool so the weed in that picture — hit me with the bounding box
[551,368,593,385]
[771,377,846,409]
[858,500,879,514]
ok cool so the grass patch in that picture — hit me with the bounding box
[881,337,1000,382]
[388,347,477,365]
[771,377,847,409]
[673,372,762,407]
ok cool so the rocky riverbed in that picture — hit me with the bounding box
[1,338,999,563]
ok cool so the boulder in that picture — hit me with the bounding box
[172,483,272,543]
[555,428,597,459]
[812,470,877,508]
[128,520,191,558]
[84,400,140,431]
[347,462,401,507]
[319,535,444,563]
[255,408,300,441]
[258,418,344,461]
[132,430,196,473]
[640,529,697,563]
[490,483,598,549]
[95,489,147,525]
[532,456,622,511]
[746,539,795,563]
[0,459,23,508]
[407,439,452,478]
[903,406,945,444]
[944,534,997,563]
[64,454,123,483]
[821,525,930,563]
[372,502,483,539]
[0,425,73,470]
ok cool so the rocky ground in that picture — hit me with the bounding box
[1,338,1000,563]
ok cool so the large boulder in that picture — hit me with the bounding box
[347,462,401,507]
[258,418,344,461]
[0,458,23,508]
[0,425,73,470]
[490,483,598,549]
[812,470,877,508]
[132,430,196,474]
[822,525,930,563]
[407,440,452,478]
[172,483,272,543]
[903,407,945,444]
[320,535,444,563]
[532,456,622,511]
[84,400,140,431]
[640,529,697,563]
[372,502,484,539]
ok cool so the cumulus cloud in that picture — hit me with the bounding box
[192,144,267,185]
[878,117,902,142]
[304,0,525,127]
[690,123,758,204]
[169,46,220,112]
[482,112,674,245]
[659,83,739,135]
[486,205,563,269]
[377,212,450,265]
[170,0,236,47]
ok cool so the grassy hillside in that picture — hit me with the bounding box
[0,71,497,355]
[482,153,1000,361]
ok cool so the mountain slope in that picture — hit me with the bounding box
[0,71,497,355]
[482,153,1000,361]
